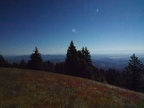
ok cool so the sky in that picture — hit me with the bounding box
[0,0,144,55]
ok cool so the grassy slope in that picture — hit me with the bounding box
[0,68,144,108]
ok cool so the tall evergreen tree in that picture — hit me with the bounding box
[55,62,65,74]
[123,54,144,91]
[77,50,91,78]
[0,55,5,67]
[80,47,93,78]
[65,41,78,76]
[43,61,54,72]
[19,59,27,69]
[81,47,92,66]
[28,47,43,70]
[0,55,11,67]
[106,69,121,86]
[65,41,93,78]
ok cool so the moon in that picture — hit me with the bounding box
[96,9,99,12]
[72,29,76,33]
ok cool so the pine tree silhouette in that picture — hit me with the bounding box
[65,41,78,76]
[65,41,92,78]
[123,54,144,91]
[28,47,43,70]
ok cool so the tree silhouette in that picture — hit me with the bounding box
[65,41,92,78]
[0,55,11,67]
[19,60,27,69]
[28,47,43,70]
[78,47,93,78]
[55,62,65,74]
[0,55,5,67]
[43,61,54,72]
[82,47,92,67]
[123,54,144,91]
[65,41,78,76]
[106,69,121,86]
[92,67,106,83]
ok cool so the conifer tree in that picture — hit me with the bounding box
[77,50,89,78]
[65,41,93,79]
[0,55,10,67]
[19,59,27,69]
[80,47,93,78]
[82,47,92,66]
[55,62,65,74]
[65,41,78,76]
[0,55,5,67]
[123,54,144,91]
[43,61,54,72]
[28,47,43,70]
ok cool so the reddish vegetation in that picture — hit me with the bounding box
[0,68,144,108]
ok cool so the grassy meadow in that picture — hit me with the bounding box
[0,68,144,108]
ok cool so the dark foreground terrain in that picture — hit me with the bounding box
[0,68,144,108]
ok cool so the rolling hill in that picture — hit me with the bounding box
[0,68,144,108]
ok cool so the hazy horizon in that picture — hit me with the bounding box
[3,50,144,58]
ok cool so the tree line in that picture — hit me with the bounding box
[0,41,144,93]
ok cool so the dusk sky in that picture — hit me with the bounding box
[0,0,144,55]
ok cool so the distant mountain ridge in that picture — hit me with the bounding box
[4,54,144,70]
[92,56,144,70]
[92,58,128,70]
[4,55,65,63]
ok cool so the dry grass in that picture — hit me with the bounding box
[0,67,144,108]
